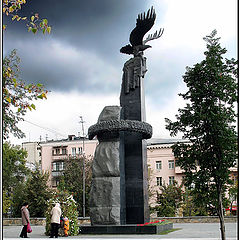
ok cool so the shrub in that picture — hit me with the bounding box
[45,190,79,236]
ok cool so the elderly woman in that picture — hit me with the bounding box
[50,203,62,238]
[20,202,30,238]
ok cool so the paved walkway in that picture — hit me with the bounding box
[2,223,237,240]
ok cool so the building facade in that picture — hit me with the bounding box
[22,142,42,171]
[22,137,238,209]
[40,135,98,187]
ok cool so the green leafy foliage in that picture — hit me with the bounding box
[9,167,53,217]
[228,180,238,202]
[11,182,28,217]
[25,169,53,217]
[153,182,183,217]
[3,50,48,139]
[57,156,93,216]
[165,30,237,239]
[45,191,79,236]
[3,190,12,216]
[3,142,30,192]
[181,188,208,216]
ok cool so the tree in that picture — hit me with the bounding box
[181,187,208,216]
[3,190,12,217]
[153,182,183,217]
[228,180,238,215]
[10,168,53,217]
[58,156,93,216]
[3,50,48,139]
[25,168,53,217]
[3,142,30,191]
[10,182,28,217]
[3,0,51,34]
[165,30,237,240]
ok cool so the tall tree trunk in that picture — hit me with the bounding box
[218,188,226,240]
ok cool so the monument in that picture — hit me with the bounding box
[80,7,170,234]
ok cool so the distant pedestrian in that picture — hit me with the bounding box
[50,203,62,238]
[20,202,30,238]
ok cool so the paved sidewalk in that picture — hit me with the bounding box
[2,223,238,239]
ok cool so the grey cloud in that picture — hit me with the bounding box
[3,0,179,104]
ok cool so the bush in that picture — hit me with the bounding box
[45,190,79,236]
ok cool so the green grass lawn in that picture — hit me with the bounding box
[158,228,182,235]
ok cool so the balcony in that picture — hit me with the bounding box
[229,164,238,172]
[175,166,184,174]
[52,154,68,161]
[52,171,64,177]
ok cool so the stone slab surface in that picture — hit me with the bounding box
[3,223,238,239]
[79,223,173,234]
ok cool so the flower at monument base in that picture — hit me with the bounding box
[137,219,166,226]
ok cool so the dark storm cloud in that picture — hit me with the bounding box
[4,0,154,58]
[4,0,166,94]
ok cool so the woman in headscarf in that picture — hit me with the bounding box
[20,202,30,238]
[50,203,62,238]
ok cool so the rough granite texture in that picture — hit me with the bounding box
[89,106,121,225]
[92,142,120,178]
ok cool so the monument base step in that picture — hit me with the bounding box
[79,223,173,234]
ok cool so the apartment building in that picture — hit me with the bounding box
[22,136,238,207]
[147,139,186,206]
[22,142,42,171]
[39,135,97,187]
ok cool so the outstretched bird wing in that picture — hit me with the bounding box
[130,7,156,47]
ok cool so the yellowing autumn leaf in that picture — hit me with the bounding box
[47,26,51,34]
[9,6,14,12]
[31,104,36,110]
[41,92,47,99]
[12,15,17,20]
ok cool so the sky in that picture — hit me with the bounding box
[3,0,238,145]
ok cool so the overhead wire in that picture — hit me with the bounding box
[23,119,67,138]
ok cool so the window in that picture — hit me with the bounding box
[62,148,67,155]
[169,176,175,185]
[78,147,83,155]
[168,160,174,169]
[56,148,60,155]
[156,161,162,170]
[72,147,76,156]
[52,162,64,171]
[156,177,162,186]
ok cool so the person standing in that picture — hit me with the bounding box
[50,203,62,238]
[20,202,30,238]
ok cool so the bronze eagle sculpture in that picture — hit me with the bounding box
[120,7,164,56]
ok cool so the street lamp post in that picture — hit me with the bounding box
[79,116,86,218]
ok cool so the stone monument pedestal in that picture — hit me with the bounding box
[79,223,173,235]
